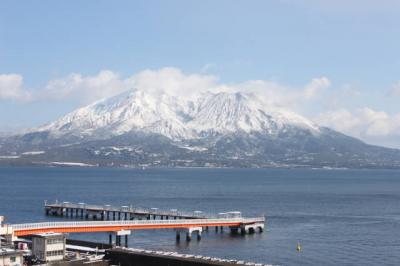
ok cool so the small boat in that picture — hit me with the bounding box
[296,242,301,252]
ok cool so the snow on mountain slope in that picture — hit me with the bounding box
[37,89,320,140]
[39,90,194,139]
[5,88,400,169]
[189,92,319,135]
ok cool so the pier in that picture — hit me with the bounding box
[44,201,222,220]
[1,201,266,246]
[12,216,265,245]
[1,204,266,266]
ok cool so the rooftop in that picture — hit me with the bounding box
[0,248,24,256]
[33,232,65,238]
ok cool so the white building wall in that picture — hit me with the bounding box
[32,234,65,262]
[0,253,24,266]
[45,238,65,261]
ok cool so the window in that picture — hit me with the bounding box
[46,250,64,257]
[47,238,64,244]
[10,256,16,262]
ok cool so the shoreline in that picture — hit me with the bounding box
[1,160,400,170]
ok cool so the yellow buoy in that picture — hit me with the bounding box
[296,242,301,252]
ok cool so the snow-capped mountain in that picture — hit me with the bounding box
[1,89,400,168]
[37,89,320,140]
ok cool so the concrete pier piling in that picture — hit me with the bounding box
[181,227,203,242]
[230,227,239,234]
[114,230,131,247]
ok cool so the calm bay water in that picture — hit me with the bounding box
[0,167,399,266]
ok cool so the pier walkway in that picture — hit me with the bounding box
[45,201,221,220]
[12,217,265,245]
[1,202,266,245]
[12,217,265,237]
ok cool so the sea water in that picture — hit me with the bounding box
[1,167,399,266]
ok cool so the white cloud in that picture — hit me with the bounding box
[37,70,129,104]
[128,69,331,108]
[315,108,400,147]
[236,79,296,107]
[200,63,217,73]
[234,76,331,110]
[129,68,294,105]
[127,67,220,99]
[0,68,331,106]
[315,109,360,133]
[0,74,30,100]
[23,68,223,104]
[1,67,399,148]
[303,77,331,100]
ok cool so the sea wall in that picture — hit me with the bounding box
[105,248,265,266]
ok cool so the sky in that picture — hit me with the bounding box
[1,0,400,148]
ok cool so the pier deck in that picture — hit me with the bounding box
[3,203,265,246]
[12,217,265,237]
[45,201,235,220]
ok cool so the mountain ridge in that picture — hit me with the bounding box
[35,89,320,140]
[1,89,400,168]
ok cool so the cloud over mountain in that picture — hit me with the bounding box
[1,86,399,168]
[0,74,29,100]
[0,67,399,148]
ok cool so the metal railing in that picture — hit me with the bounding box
[45,201,232,219]
[12,217,265,231]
